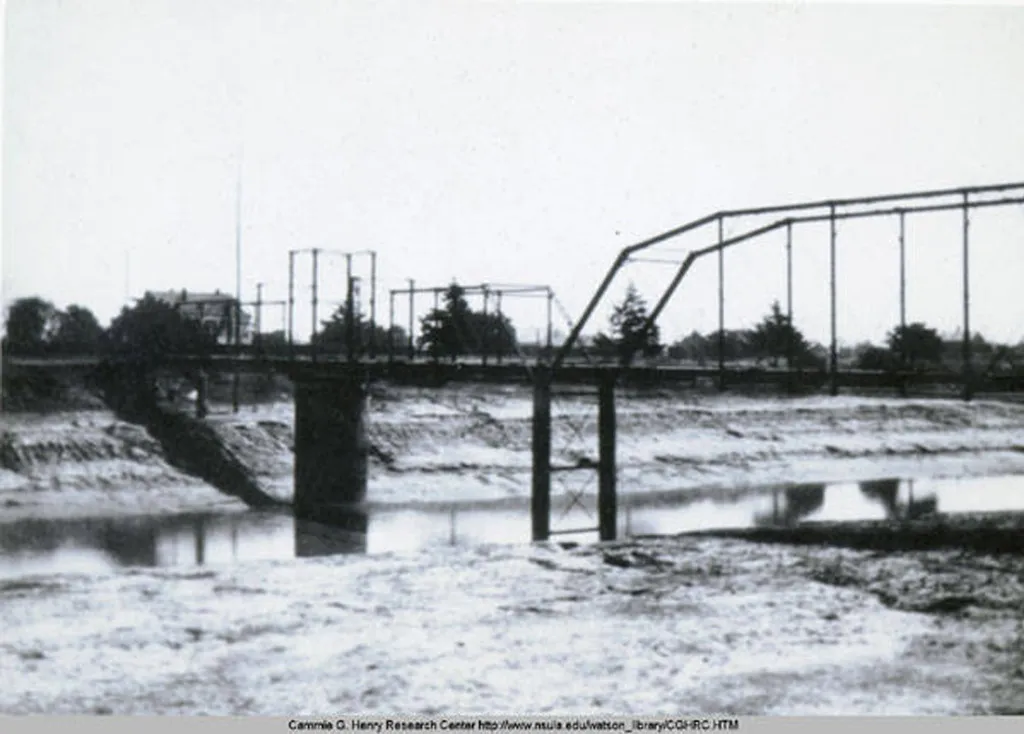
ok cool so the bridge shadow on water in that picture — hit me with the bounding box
[2,475,1023,578]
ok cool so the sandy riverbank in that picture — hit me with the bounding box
[3,386,1024,521]
[2,387,1024,714]
[1,531,1022,715]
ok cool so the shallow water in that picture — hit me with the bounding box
[2,474,1023,578]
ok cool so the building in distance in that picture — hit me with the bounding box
[146,289,253,345]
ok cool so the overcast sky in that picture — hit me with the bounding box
[4,0,1024,346]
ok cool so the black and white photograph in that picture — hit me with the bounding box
[2,0,1024,718]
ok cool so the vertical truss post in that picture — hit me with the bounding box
[234,168,242,414]
[785,221,794,379]
[369,251,378,359]
[255,283,264,353]
[496,291,505,365]
[962,192,972,401]
[829,204,838,396]
[346,253,354,362]
[311,248,320,362]
[531,368,552,542]
[287,251,295,355]
[388,291,396,364]
[598,371,617,542]
[898,210,908,396]
[482,286,490,367]
[231,299,241,413]
[899,211,907,333]
[717,215,726,390]
[407,279,415,359]
[546,288,554,361]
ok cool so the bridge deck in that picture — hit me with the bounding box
[4,354,1023,391]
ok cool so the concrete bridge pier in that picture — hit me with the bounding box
[293,371,369,519]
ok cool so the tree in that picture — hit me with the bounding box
[887,322,944,370]
[749,301,810,367]
[469,310,517,359]
[104,294,217,364]
[314,305,407,357]
[256,330,290,355]
[51,305,104,354]
[3,297,59,354]
[598,282,661,364]
[706,329,753,363]
[855,342,896,371]
[419,283,472,361]
[667,331,709,364]
[416,283,516,362]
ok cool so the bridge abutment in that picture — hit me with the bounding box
[293,372,369,517]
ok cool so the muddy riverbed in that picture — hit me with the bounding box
[2,386,1024,714]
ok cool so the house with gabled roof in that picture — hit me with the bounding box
[146,289,253,345]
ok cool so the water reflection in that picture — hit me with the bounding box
[752,483,826,528]
[860,478,900,517]
[1,474,1023,578]
[295,518,368,557]
[859,478,938,520]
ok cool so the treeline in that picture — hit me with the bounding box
[411,283,517,361]
[3,298,107,356]
[586,285,826,369]
[2,295,228,361]
[579,282,1024,375]
[666,319,1024,375]
[5,288,1024,376]
[849,326,1024,375]
[661,302,826,370]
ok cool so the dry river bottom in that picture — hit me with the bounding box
[1,386,1024,714]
